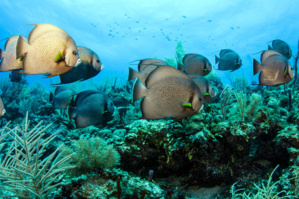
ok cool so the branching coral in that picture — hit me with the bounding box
[234,90,246,122]
[246,93,262,121]
[0,113,74,199]
[220,85,232,120]
[230,165,296,198]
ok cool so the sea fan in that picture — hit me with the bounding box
[0,113,75,199]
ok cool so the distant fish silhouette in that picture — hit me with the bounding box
[69,90,115,128]
[49,86,75,109]
[178,53,212,76]
[9,71,25,83]
[268,39,292,60]
[215,49,242,72]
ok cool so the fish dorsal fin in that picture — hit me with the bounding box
[138,58,167,72]
[220,49,234,57]
[75,90,101,106]
[183,53,199,63]
[54,86,73,95]
[77,46,88,51]
[145,65,189,88]
[4,36,19,50]
[272,39,285,47]
[261,50,281,63]
[28,23,66,44]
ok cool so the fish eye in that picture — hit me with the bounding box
[72,51,77,55]
[97,60,100,63]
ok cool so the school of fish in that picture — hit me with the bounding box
[0,23,296,128]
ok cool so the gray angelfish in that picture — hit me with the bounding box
[215,49,242,72]
[268,39,292,60]
[49,86,75,109]
[188,75,216,104]
[132,65,203,120]
[178,53,212,76]
[253,50,294,86]
[59,46,103,84]
[68,90,115,128]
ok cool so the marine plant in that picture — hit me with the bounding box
[175,41,186,65]
[234,90,246,122]
[230,165,295,198]
[246,93,262,121]
[227,75,249,91]
[0,113,74,199]
[220,85,232,120]
[63,137,120,175]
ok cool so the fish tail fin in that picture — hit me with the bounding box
[128,67,140,81]
[268,45,272,50]
[68,106,77,120]
[49,92,54,102]
[253,59,262,75]
[16,35,28,59]
[215,56,221,64]
[132,78,147,102]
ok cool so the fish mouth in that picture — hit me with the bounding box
[101,64,104,70]
[2,109,6,116]
[75,58,82,67]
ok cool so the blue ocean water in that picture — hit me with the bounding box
[0,0,298,86]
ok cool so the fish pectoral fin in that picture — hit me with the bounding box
[55,51,64,62]
[203,93,210,96]
[181,102,192,108]
[102,110,109,114]
[19,55,24,61]
[268,45,273,50]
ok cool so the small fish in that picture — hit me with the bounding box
[128,58,167,84]
[49,86,75,109]
[268,39,292,59]
[0,36,27,71]
[59,46,103,84]
[68,90,115,128]
[188,75,216,104]
[178,53,212,76]
[0,97,6,117]
[215,49,242,72]
[253,50,294,86]
[132,65,203,120]
[15,24,81,77]
[9,71,25,83]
